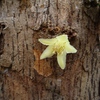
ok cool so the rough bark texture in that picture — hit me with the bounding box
[0,0,100,100]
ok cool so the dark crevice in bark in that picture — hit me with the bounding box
[0,63,12,79]
[0,33,4,55]
[0,22,7,55]
[0,0,2,6]
[56,0,58,26]
[88,89,92,100]
[99,80,100,96]
[96,34,100,51]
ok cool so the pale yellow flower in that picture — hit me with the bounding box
[38,34,77,69]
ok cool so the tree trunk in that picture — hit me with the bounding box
[0,0,100,100]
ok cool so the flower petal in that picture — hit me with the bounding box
[56,34,69,43]
[65,44,77,53]
[38,38,56,45]
[57,51,67,69]
[40,45,54,59]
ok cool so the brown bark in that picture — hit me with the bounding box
[0,0,100,100]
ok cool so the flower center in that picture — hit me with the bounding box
[53,42,65,55]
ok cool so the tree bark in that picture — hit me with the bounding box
[0,0,100,100]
